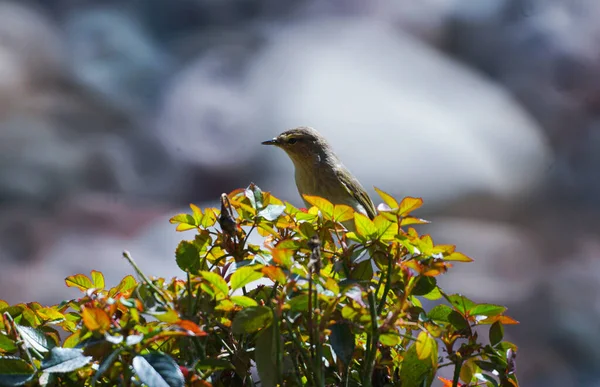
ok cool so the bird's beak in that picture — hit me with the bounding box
[261,138,279,146]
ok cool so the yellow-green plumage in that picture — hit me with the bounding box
[262,126,376,219]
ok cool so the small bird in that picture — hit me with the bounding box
[262,126,376,219]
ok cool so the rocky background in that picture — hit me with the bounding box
[0,0,598,385]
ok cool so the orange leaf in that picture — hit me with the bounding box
[398,197,424,217]
[262,266,286,283]
[82,307,111,332]
[174,320,207,336]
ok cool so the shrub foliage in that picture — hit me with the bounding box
[0,184,518,387]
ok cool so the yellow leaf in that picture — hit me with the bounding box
[303,195,334,219]
[400,217,430,226]
[398,197,424,217]
[65,274,93,291]
[333,204,355,223]
[415,331,436,361]
[374,187,399,209]
[445,252,473,262]
[91,270,105,290]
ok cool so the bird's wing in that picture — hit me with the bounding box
[335,168,377,219]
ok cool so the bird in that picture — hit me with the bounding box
[262,126,376,220]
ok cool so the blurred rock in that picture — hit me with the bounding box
[63,5,173,112]
[247,18,551,208]
[447,0,600,204]
[156,33,267,181]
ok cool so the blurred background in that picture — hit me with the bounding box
[0,0,597,385]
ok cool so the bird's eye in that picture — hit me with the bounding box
[287,138,297,145]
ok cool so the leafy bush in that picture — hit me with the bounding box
[0,184,518,387]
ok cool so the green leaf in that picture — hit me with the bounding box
[373,215,398,241]
[288,295,309,312]
[16,325,51,353]
[303,195,334,219]
[132,353,184,387]
[446,294,476,315]
[90,270,105,290]
[374,187,399,209]
[399,343,435,387]
[246,184,264,210]
[349,260,373,282]
[231,306,273,334]
[195,358,235,371]
[412,277,437,296]
[229,296,258,308]
[175,240,201,273]
[379,333,402,347]
[329,323,355,366]
[254,324,281,387]
[230,266,263,292]
[415,331,436,361]
[448,311,469,331]
[152,309,180,323]
[199,209,218,228]
[422,286,442,301]
[0,356,35,386]
[258,204,286,221]
[199,271,229,297]
[0,334,16,353]
[470,304,507,317]
[169,213,196,231]
[489,321,504,346]
[353,213,377,238]
[42,347,92,373]
[92,349,123,385]
[65,274,93,291]
[108,275,137,297]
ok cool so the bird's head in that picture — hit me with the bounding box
[261,126,331,165]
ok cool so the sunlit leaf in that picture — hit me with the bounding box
[108,275,137,298]
[230,266,263,292]
[353,213,377,238]
[152,309,180,323]
[15,325,51,353]
[91,271,105,290]
[415,331,436,361]
[82,307,111,333]
[261,266,286,284]
[333,204,355,223]
[199,271,229,297]
[169,214,196,231]
[400,217,430,226]
[445,252,473,262]
[303,195,334,219]
[478,315,519,325]
[230,296,258,308]
[379,333,401,347]
[398,197,424,217]
[65,274,93,291]
[373,215,398,241]
[374,187,399,209]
